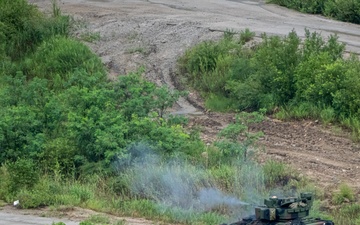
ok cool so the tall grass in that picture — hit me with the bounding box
[0,0,70,60]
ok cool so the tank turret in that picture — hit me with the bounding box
[223,193,334,225]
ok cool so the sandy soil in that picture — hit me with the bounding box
[9,0,360,223]
[0,205,156,225]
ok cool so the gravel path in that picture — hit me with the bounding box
[0,211,78,225]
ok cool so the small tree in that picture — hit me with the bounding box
[215,111,264,161]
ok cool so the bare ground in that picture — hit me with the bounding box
[9,0,360,223]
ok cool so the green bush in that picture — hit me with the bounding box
[178,28,360,137]
[324,0,360,24]
[7,158,40,194]
[0,0,70,60]
[268,0,360,24]
[24,36,106,87]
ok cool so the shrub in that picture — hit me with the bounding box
[24,36,106,87]
[268,0,360,24]
[324,0,360,24]
[7,158,40,193]
[0,0,70,60]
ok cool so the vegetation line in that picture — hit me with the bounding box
[267,0,360,24]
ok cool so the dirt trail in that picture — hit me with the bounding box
[0,205,155,225]
[14,0,360,223]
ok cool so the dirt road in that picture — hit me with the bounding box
[0,211,78,225]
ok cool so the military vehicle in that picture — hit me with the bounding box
[223,192,334,225]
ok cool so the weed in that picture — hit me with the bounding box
[331,125,346,137]
[291,102,320,119]
[126,46,147,54]
[274,107,291,121]
[70,184,94,204]
[0,200,6,207]
[204,94,235,112]
[113,220,126,225]
[239,28,255,44]
[80,221,95,225]
[52,222,66,225]
[79,31,101,43]
[85,214,111,224]
[320,106,335,125]
[333,203,360,225]
[51,0,61,18]
[126,31,139,40]
[223,29,236,40]
[262,160,296,188]
[332,183,355,205]
[309,200,333,220]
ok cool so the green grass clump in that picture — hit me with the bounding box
[204,94,236,112]
[262,160,296,188]
[332,183,355,205]
[52,222,66,225]
[83,214,111,224]
[240,28,256,44]
[333,203,360,225]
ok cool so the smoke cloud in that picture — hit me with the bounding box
[115,142,274,222]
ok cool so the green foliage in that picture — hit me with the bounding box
[309,200,333,220]
[79,31,101,43]
[209,165,235,191]
[268,0,360,24]
[0,0,70,60]
[332,183,355,205]
[83,214,111,224]
[239,28,255,44]
[324,0,360,24]
[177,34,239,95]
[24,36,106,88]
[6,159,40,194]
[251,31,302,105]
[320,106,336,125]
[215,112,264,161]
[179,28,360,137]
[262,160,296,188]
[267,0,326,14]
[333,203,360,225]
[0,0,199,187]
[52,222,66,225]
[204,94,236,112]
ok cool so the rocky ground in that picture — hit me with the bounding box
[5,0,360,224]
